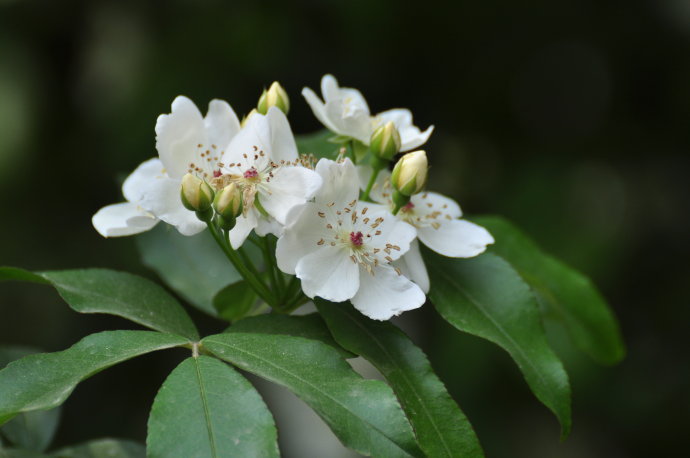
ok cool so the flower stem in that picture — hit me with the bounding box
[205,222,275,306]
[361,166,381,202]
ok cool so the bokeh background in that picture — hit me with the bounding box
[1,0,689,456]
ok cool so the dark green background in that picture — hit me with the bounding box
[1,0,688,456]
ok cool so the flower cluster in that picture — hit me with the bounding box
[93,75,494,320]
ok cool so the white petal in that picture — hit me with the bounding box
[411,192,462,219]
[376,108,413,127]
[222,111,271,171]
[255,215,282,237]
[122,158,165,203]
[155,96,206,179]
[321,74,341,102]
[276,203,330,274]
[92,202,158,237]
[401,125,434,152]
[204,99,241,150]
[417,219,494,258]
[351,265,425,320]
[229,210,258,249]
[314,158,359,207]
[136,174,206,236]
[265,107,299,163]
[362,210,416,262]
[260,166,322,224]
[393,240,430,293]
[325,100,372,144]
[302,86,339,133]
[295,245,360,302]
[357,165,391,205]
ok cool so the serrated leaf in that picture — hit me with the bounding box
[472,215,626,365]
[147,356,278,458]
[213,281,257,322]
[295,130,340,159]
[0,347,59,452]
[316,300,484,457]
[136,225,241,316]
[52,438,144,458]
[0,268,199,341]
[202,333,422,457]
[0,331,187,424]
[426,252,572,438]
[225,313,355,359]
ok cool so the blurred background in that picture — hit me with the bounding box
[1,0,688,456]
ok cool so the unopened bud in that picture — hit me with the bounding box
[370,122,401,161]
[257,81,290,115]
[391,150,428,196]
[214,183,243,229]
[181,174,215,212]
[241,109,258,128]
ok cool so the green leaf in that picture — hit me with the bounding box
[136,225,241,316]
[0,347,59,452]
[316,300,484,458]
[426,252,572,438]
[295,130,340,159]
[52,439,145,458]
[147,356,278,458]
[202,333,422,457]
[213,280,257,322]
[0,267,199,341]
[471,215,626,365]
[225,313,355,359]
[0,331,188,425]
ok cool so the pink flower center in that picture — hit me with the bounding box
[213,170,222,178]
[349,231,364,247]
[401,202,415,212]
[243,167,259,179]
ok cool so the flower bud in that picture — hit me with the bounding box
[241,108,258,128]
[370,121,401,161]
[214,183,243,226]
[391,150,428,196]
[257,81,290,115]
[180,173,215,212]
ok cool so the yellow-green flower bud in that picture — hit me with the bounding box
[257,81,290,115]
[181,173,215,212]
[214,183,243,224]
[241,108,258,128]
[370,121,401,161]
[391,150,428,196]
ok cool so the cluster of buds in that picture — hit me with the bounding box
[181,174,242,227]
[391,150,428,214]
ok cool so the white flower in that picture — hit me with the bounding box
[302,74,434,151]
[93,95,242,237]
[276,158,425,320]
[359,166,494,292]
[212,107,322,248]
[91,158,160,237]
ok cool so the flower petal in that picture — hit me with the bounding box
[255,215,282,237]
[260,166,322,224]
[122,158,166,203]
[155,96,206,179]
[92,202,158,237]
[265,107,299,163]
[362,210,416,262]
[401,125,434,152]
[417,219,494,258]
[295,245,360,302]
[204,99,241,151]
[320,74,341,102]
[229,210,258,249]
[351,265,426,320]
[137,174,206,236]
[302,86,339,133]
[357,165,391,205]
[393,240,430,293]
[314,158,359,208]
[411,191,463,219]
[376,108,434,151]
[276,203,330,274]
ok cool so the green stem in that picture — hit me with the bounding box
[361,166,381,202]
[348,140,357,164]
[206,222,275,306]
